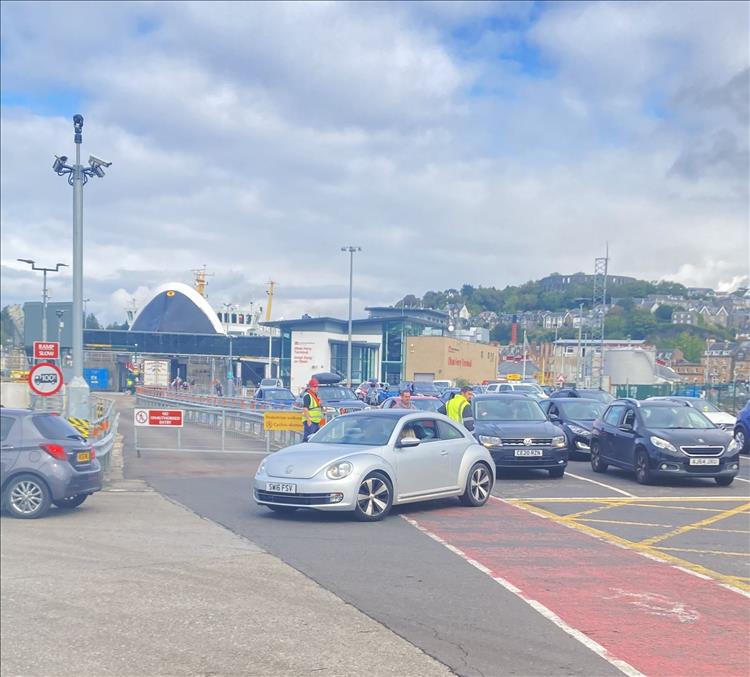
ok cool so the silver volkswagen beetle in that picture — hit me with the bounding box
[253,410,495,521]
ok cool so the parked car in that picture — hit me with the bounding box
[647,397,736,431]
[253,387,296,408]
[539,398,606,459]
[398,381,442,397]
[432,379,453,393]
[472,394,568,478]
[295,380,367,415]
[550,388,614,404]
[253,410,495,521]
[485,382,548,399]
[380,396,443,412]
[1,409,103,519]
[590,398,740,486]
[259,378,284,388]
[734,399,750,454]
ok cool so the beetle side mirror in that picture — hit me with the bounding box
[398,437,421,448]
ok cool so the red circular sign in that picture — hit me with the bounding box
[28,362,64,396]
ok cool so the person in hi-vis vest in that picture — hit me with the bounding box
[302,378,324,441]
[445,386,475,431]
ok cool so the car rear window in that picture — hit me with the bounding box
[1,415,16,442]
[32,414,83,440]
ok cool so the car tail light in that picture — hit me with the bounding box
[40,443,67,460]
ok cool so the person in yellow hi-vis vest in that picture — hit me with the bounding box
[445,386,475,431]
[302,378,324,441]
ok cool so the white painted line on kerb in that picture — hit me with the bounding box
[733,477,750,484]
[565,472,636,497]
[401,514,644,677]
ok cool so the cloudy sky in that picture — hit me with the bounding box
[1,0,748,324]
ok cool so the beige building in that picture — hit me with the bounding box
[404,336,498,385]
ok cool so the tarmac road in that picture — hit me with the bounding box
[121,396,749,677]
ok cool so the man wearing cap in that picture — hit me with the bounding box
[392,388,416,409]
[302,378,324,441]
[445,386,475,431]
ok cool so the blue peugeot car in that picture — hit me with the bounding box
[734,399,750,454]
[472,394,568,478]
[590,398,740,486]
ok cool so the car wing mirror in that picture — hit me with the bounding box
[618,423,634,432]
[549,413,560,421]
[398,437,421,448]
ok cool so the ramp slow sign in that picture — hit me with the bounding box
[28,362,64,396]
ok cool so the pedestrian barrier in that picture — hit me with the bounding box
[133,391,341,455]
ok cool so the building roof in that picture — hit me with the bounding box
[130,282,225,334]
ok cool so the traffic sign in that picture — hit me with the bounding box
[506,373,522,381]
[33,341,60,360]
[28,362,64,396]
[264,411,303,432]
[134,409,184,427]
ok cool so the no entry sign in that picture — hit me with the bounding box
[134,409,184,427]
[33,341,60,359]
[28,362,64,396]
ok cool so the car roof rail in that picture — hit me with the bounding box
[616,397,641,407]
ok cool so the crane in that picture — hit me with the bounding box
[192,265,214,298]
[265,281,276,322]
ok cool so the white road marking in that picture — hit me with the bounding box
[564,472,636,497]
[603,588,700,623]
[733,477,750,483]
[401,514,645,677]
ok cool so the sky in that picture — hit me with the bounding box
[1,0,748,325]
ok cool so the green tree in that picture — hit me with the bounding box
[85,313,102,329]
[654,305,674,323]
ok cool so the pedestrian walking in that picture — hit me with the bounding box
[445,386,475,431]
[214,380,223,397]
[366,380,380,406]
[302,377,324,441]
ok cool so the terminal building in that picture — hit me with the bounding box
[22,287,498,392]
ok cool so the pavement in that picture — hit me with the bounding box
[0,440,450,676]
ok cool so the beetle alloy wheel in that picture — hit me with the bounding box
[357,477,390,517]
[470,466,491,502]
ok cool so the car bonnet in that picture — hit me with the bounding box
[264,443,382,479]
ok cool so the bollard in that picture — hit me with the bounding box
[265,428,270,455]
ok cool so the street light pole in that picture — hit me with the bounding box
[53,114,111,418]
[341,246,361,387]
[222,303,235,397]
[16,259,68,343]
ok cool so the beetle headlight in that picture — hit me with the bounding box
[552,435,566,448]
[326,461,353,480]
[256,458,267,476]
[479,435,502,447]
[650,436,677,453]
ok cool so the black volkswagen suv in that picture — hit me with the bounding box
[539,397,606,459]
[472,394,568,478]
[590,398,740,485]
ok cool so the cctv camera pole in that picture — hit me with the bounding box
[52,115,110,417]
[341,246,361,388]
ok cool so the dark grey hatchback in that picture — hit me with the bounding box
[1,409,103,519]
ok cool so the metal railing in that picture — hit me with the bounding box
[134,391,307,455]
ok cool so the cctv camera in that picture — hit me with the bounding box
[52,155,69,172]
[89,155,112,168]
[73,114,84,126]
[91,165,105,178]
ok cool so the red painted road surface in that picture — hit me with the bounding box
[405,499,750,677]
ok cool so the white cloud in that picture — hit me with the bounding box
[1,1,748,326]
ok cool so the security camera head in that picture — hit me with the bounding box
[89,155,112,168]
[73,114,84,127]
[92,165,105,178]
[52,155,69,172]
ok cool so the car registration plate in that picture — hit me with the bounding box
[689,457,720,466]
[266,482,297,493]
[77,451,91,463]
[515,449,543,457]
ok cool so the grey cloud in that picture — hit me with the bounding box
[669,129,750,185]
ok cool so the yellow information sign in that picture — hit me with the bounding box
[506,373,522,381]
[263,411,304,432]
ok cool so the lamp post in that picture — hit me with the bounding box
[56,309,65,345]
[17,259,68,342]
[341,246,361,387]
[52,114,111,418]
[222,303,235,397]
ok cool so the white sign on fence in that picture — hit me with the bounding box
[143,360,170,387]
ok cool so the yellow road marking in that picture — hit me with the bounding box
[563,504,620,520]
[655,547,750,557]
[638,503,750,547]
[509,500,750,594]
[578,518,674,528]
[507,496,749,503]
